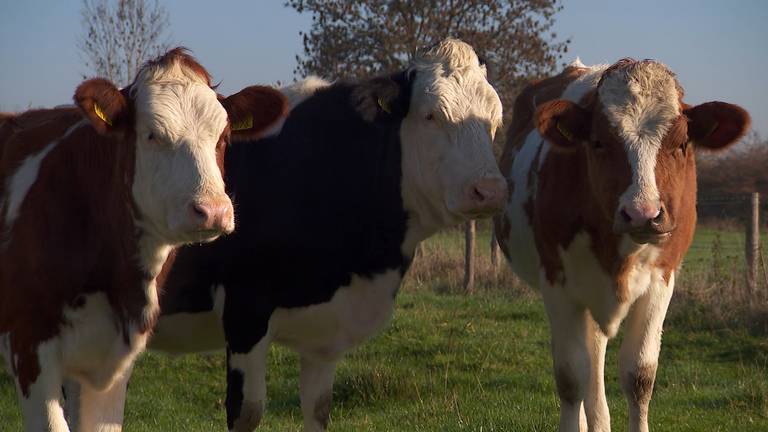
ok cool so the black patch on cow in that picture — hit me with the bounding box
[225,354,244,430]
[158,69,416,356]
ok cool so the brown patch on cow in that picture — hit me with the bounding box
[497,67,593,283]
[555,366,580,406]
[314,392,332,429]
[614,255,637,302]
[623,364,657,405]
[0,103,153,395]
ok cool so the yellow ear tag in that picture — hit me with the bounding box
[93,103,112,126]
[556,121,573,141]
[377,97,391,114]
[231,114,254,131]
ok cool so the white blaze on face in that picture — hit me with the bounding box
[598,62,681,213]
[129,59,231,243]
[401,39,504,230]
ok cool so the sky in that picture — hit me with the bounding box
[1,0,767,136]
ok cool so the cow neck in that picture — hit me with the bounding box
[62,117,163,335]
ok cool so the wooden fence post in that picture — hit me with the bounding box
[464,220,476,294]
[746,192,760,295]
[490,223,501,276]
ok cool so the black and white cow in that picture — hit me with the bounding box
[73,38,507,432]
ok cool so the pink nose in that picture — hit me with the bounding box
[620,203,662,227]
[467,178,508,214]
[191,199,234,233]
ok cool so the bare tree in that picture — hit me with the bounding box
[79,0,171,86]
[285,0,570,127]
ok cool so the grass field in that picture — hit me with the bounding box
[1,224,767,431]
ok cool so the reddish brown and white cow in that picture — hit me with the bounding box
[0,48,286,432]
[495,58,750,432]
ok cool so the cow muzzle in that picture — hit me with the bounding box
[187,196,235,241]
[457,177,508,218]
[614,202,674,244]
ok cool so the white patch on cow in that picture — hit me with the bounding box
[129,57,232,244]
[568,57,586,69]
[228,337,270,429]
[270,269,401,361]
[2,120,87,237]
[400,38,504,232]
[557,232,628,338]
[561,63,609,103]
[556,232,664,338]
[19,339,70,432]
[60,293,145,392]
[264,76,331,137]
[503,129,544,286]
[151,311,225,354]
[212,283,226,317]
[598,62,681,211]
[149,284,227,354]
[137,235,171,325]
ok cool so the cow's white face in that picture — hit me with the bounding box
[536,59,751,245]
[131,65,233,244]
[400,39,506,230]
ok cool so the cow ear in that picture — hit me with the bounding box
[74,78,129,135]
[684,101,750,151]
[221,86,288,142]
[535,99,590,152]
[353,70,414,122]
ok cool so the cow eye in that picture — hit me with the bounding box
[679,141,688,153]
[147,132,155,141]
[425,112,435,121]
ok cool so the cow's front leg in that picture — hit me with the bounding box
[584,315,610,432]
[299,355,337,432]
[226,338,270,432]
[15,345,70,432]
[223,291,272,432]
[619,273,674,432]
[542,282,591,432]
[73,364,131,432]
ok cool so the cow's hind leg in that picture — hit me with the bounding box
[619,274,674,432]
[584,315,610,432]
[542,282,591,432]
[299,355,336,432]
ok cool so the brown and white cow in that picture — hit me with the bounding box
[0,48,286,431]
[494,58,750,432]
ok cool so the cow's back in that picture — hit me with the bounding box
[0,109,82,232]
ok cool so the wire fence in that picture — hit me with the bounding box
[464,192,765,300]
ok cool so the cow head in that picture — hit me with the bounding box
[396,39,506,230]
[74,48,286,244]
[536,59,750,245]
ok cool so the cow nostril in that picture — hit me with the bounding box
[191,204,208,220]
[472,186,486,202]
[652,208,665,224]
[620,208,632,223]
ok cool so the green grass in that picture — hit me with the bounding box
[1,290,767,431]
[1,224,767,430]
